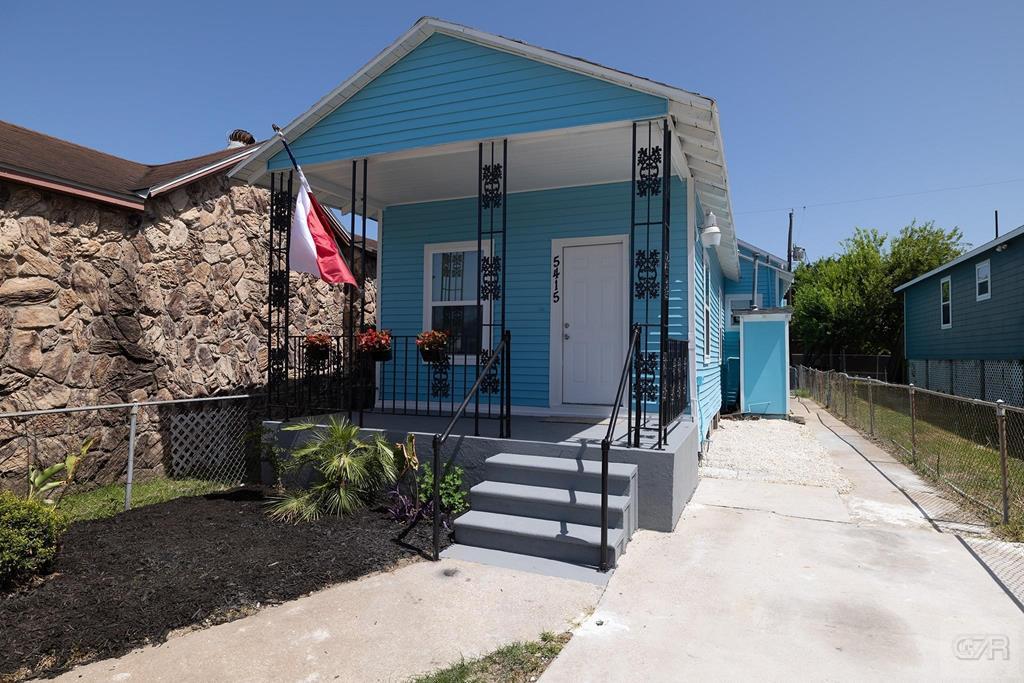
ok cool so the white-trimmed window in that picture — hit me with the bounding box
[976,260,991,301]
[423,241,491,356]
[940,275,952,329]
[725,293,762,330]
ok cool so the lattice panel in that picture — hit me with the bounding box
[952,359,983,399]
[908,359,926,387]
[927,359,951,394]
[160,401,250,483]
[984,360,1024,406]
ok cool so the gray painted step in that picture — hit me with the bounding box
[453,510,624,568]
[484,453,637,497]
[470,480,634,537]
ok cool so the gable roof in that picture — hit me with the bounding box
[893,223,1024,293]
[229,17,741,278]
[0,119,256,210]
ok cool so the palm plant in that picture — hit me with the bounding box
[28,437,93,504]
[268,417,397,523]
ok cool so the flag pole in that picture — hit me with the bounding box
[272,124,362,295]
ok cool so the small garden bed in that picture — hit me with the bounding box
[0,488,448,681]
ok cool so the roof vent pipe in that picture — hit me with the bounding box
[751,253,760,310]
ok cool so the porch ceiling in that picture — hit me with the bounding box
[295,123,636,214]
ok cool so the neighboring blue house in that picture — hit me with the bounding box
[895,224,1024,404]
[235,18,790,567]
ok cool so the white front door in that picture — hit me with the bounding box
[561,241,625,405]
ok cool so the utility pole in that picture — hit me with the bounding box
[787,210,794,272]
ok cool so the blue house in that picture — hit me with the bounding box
[895,224,1024,404]
[234,18,784,568]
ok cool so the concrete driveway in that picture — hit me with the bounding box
[543,401,1024,681]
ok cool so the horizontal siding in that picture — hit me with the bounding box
[694,218,725,440]
[724,243,782,307]
[380,178,687,408]
[271,33,667,169]
[905,242,1024,359]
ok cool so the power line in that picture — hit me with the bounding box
[735,177,1024,216]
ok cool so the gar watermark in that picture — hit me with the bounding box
[953,635,1010,661]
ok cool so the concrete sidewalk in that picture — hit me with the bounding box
[58,557,601,682]
[543,401,1024,681]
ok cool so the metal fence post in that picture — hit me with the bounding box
[997,400,1010,524]
[124,403,139,512]
[868,380,875,436]
[909,384,917,464]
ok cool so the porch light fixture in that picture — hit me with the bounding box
[702,210,722,248]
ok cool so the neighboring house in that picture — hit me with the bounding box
[722,241,793,409]
[895,225,1024,404]
[233,18,790,564]
[0,120,374,484]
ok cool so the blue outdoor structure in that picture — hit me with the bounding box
[895,224,1024,403]
[738,310,792,416]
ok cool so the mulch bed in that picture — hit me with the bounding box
[0,489,448,681]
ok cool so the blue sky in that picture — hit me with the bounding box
[3,1,1022,259]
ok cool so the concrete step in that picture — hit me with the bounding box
[470,480,634,537]
[484,453,637,497]
[453,510,624,568]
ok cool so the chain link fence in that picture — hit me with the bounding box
[0,395,263,523]
[796,366,1024,535]
[907,358,1024,406]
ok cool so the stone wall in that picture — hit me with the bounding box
[0,174,376,486]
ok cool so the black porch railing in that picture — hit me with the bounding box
[659,337,689,445]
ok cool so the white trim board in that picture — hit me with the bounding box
[548,234,629,411]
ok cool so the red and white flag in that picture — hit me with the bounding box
[290,170,357,287]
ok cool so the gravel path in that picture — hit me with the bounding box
[700,417,851,492]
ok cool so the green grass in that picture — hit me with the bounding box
[793,388,812,399]
[413,632,571,683]
[823,393,1024,540]
[56,478,230,523]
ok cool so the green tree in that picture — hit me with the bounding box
[792,221,966,358]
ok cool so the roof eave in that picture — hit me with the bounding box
[0,164,146,211]
[893,223,1024,293]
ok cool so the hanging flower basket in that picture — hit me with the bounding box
[305,333,332,364]
[356,327,393,363]
[416,330,449,363]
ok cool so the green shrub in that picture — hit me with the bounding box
[419,464,469,515]
[268,417,397,523]
[0,491,67,589]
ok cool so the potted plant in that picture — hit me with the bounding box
[304,332,332,364]
[356,327,392,362]
[416,329,449,363]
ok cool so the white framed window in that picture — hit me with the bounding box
[976,260,991,301]
[940,275,952,329]
[423,240,491,358]
[725,293,762,330]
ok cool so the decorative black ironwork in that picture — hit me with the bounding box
[662,338,688,424]
[480,256,502,300]
[479,349,501,394]
[634,249,660,300]
[266,172,293,419]
[636,146,662,198]
[629,119,672,447]
[481,163,503,209]
[431,357,451,398]
[269,270,289,307]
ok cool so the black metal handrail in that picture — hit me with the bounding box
[430,330,511,560]
[599,324,641,571]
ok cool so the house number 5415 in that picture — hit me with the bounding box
[552,254,561,303]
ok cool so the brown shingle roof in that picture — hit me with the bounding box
[0,119,254,206]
